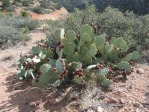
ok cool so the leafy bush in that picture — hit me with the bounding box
[17,24,139,88]
[64,5,149,51]
[16,19,40,30]
[4,5,16,12]
[0,14,39,48]
[1,0,10,9]
[32,6,43,14]
[22,0,30,7]
[0,26,29,47]
[54,3,62,10]
[21,10,29,17]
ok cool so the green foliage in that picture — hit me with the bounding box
[54,3,62,10]
[32,6,43,14]
[21,10,29,17]
[64,5,149,50]
[22,0,30,7]
[1,0,10,9]
[0,14,32,48]
[17,24,139,88]
[13,18,40,30]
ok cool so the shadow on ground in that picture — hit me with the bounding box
[0,73,73,112]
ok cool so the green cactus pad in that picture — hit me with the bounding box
[75,62,82,69]
[32,71,59,87]
[40,64,51,74]
[80,47,88,56]
[17,69,26,80]
[101,79,112,87]
[65,30,76,42]
[80,33,91,42]
[119,45,129,52]
[123,53,133,61]
[95,34,106,46]
[46,49,53,58]
[105,44,114,54]
[89,44,97,57]
[98,46,105,55]
[110,37,117,44]
[117,61,131,72]
[56,58,65,74]
[100,68,109,75]
[131,51,140,60]
[63,39,75,55]
[39,46,47,54]
[80,24,93,36]
[52,80,61,87]
[26,58,32,62]
[32,46,40,55]
[19,57,25,63]
[83,52,92,64]
[114,37,126,47]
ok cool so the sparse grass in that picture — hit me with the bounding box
[0,13,40,49]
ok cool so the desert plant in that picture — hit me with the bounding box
[64,5,149,51]
[22,0,30,7]
[15,18,40,30]
[32,6,43,14]
[1,0,10,9]
[0,14,30,48]
[54,3,62,10]
[21,10,29,17]
[17,24,139,88]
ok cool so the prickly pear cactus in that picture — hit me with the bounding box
[17,24,139,88]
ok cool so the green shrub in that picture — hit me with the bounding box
[4,5,16,12]
[64,5,149,51]
[21,10,29,17]
[17,24,139,88]
[0,14,39,48]
[13,18,40,30]
[22,0,30,7]
[1,0,10,9]
[32,6,43,14]
[0,26,29,48]
[54,3,62,10]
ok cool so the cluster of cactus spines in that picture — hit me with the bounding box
[17,24,139,88]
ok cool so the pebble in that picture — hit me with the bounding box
[133,102,141,107]
[136,68,144,74]
[87,109,94,112]
[97,106,104,112]
[119,98,125,104]
[70,91,79,100]
[48,98,58,105]
[117,89,129,97]
[106,97,117,103]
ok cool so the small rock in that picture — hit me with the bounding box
[87,109,94,112]
[70,91,79,100]
[144,108,149,112]
[97,106,104,112]
[133,102,141,107]
[117,89,129,97]
[119,98,125,104]
[136,68,144,74]
[48,98,58,105]
[35,102,40,106]
[106,97,117,103]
